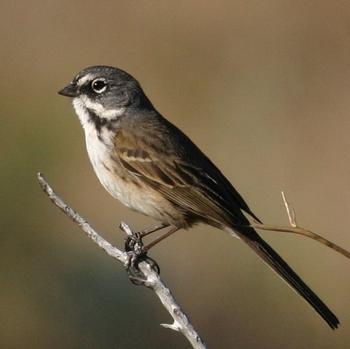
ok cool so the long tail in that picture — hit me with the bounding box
[233,227,339,329]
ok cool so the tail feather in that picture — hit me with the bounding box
[235,228,339,329]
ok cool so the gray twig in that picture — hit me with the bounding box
[37,172,206,349]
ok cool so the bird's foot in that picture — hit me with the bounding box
[124,231,160,286]
[124,231,145,255]
[126,253,160,286]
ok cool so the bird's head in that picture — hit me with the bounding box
[58,65,153,121]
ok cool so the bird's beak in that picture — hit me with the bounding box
[58,82,79,97]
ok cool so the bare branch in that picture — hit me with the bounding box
[281,191,297,227]
[251,192,350,260]
[37,173,206,349]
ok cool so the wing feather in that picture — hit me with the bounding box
[114,126,256,226]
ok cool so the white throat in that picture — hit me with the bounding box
[72,96,125,128]
[72,96,118,176]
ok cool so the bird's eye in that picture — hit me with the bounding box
[91,79,107,93]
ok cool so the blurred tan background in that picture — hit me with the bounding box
[1,1,350,348]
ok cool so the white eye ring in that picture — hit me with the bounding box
[91,78,107,93]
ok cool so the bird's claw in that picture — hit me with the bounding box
[125,252,160,286]
[124,232,160,286]
[124,232,145,254]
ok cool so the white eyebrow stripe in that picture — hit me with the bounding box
[77,73,96,86]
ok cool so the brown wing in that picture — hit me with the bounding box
[114,124,256,227]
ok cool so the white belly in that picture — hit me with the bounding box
[84,124,133,207]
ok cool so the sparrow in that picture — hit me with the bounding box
[58,65,339,329]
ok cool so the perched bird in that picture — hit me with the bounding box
[59,65,339,329]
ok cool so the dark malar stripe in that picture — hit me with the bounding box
[86,108,109,133]
[86,108,120,134]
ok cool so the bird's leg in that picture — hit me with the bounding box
[124,223,169,252]
[143,226,179,251]
[139,223,169,238]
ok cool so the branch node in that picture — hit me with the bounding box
[120,221,134,236]
[281,191,297,227]
[161,321,181,332]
